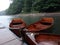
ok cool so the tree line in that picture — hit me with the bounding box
[6,0,60,15]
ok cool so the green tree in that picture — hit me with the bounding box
[6,0,24,15]
[23,0,33,13]
[33,0,60,12]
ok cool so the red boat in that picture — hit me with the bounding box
[9,18,26,30]
[21,30,60,45]
[27,17,54,32]
[9,18,26,37]
[35,33,60,45]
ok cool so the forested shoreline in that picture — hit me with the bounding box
[6,0,60,15]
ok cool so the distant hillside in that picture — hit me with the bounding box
[0,11,6,15]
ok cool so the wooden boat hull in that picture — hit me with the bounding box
[27,17,54,32]
[35,33,60,45]
[21,31,60,45]
[9,18,26,37]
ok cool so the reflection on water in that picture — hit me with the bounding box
[0,15,60,34]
